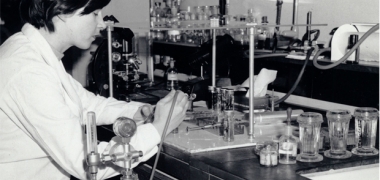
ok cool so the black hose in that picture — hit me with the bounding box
[274,47,314,105]
[149,91,180,180]
[243,50,312,105]
[254,53,289,59]
[313,23,379,70]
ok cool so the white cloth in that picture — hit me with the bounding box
[241,68,277,97]
[0,24,160,180]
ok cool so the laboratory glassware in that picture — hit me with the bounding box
[296,112,323,162]
[279,108,297,164]
[223,110,235,142]
[260,141,278,167]
[324,109,352,159]
[351,107,379,156]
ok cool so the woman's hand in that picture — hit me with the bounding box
[133,104,154,123]
[152,90,189,137]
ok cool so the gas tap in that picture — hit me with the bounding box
[85,113,142,180]
[105,117,142,180]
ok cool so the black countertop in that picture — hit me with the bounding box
[143,142,378,180]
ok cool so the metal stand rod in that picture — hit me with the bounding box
[291,0,299,38]
[146,32,154,84]
[248,26,255,140]
[201,65,204,79]
[107,25,114,98]
[212,29,216,87]
[307,11,312,43]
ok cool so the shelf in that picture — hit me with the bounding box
[109,22,328,31]
[153,40,201,47]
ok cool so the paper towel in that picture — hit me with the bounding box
[331,23,379,62]
[240,68,277,97]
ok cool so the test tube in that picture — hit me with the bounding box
[226,89,234,111]
[207,86,215,110]
[223,110,235,142]
[86,112,98,154]
[221,88,227,111]
[215,87,222,114]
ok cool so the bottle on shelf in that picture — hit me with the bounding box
[247,8,254,23]
[166,58,179,90]
[234,29,245,46]
[257,16,272,50]
[257,33,266,49]
[225,0,230,16]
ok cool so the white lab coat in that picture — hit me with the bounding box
[0,23,160,180]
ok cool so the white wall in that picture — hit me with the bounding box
[72,0,379,86]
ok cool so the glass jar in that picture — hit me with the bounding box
[260,142,278,167]
[210,5,219,16]
[156,30,164,41]
[324,109,352,159]
[352,107,379,156]
[297,112,324,162]
[194,6,202,14]
[203,6,211,16]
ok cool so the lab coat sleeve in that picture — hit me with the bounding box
[8,68,159,180]
[67,74,145,125]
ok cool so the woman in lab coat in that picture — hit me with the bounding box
[0,0,189,179]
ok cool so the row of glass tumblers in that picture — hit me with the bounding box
[297,107,379,163]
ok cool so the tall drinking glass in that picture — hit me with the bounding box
[297,112,323,162]
[351,107,379,156]
[324,109,352,159]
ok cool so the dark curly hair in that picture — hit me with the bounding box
[19,0,111,32]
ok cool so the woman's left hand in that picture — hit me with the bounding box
[132,104,154,123]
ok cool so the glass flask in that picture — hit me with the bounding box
[279,126,298,164]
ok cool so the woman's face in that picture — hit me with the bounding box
[64,8,106,49]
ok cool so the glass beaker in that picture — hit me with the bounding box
[297,112,323,162]
[351,107,379,156]
[324,109,352,159]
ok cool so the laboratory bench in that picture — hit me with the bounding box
[90,54,378,179]
[129,104,378,180]
[93,102,379,180]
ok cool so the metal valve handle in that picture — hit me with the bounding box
[113,117,137,139]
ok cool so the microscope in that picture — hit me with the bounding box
[89,27,144,101]
[86,112,142,180]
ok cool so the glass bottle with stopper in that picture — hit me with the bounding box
[166,58,179,90]
[279,108,298,164]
